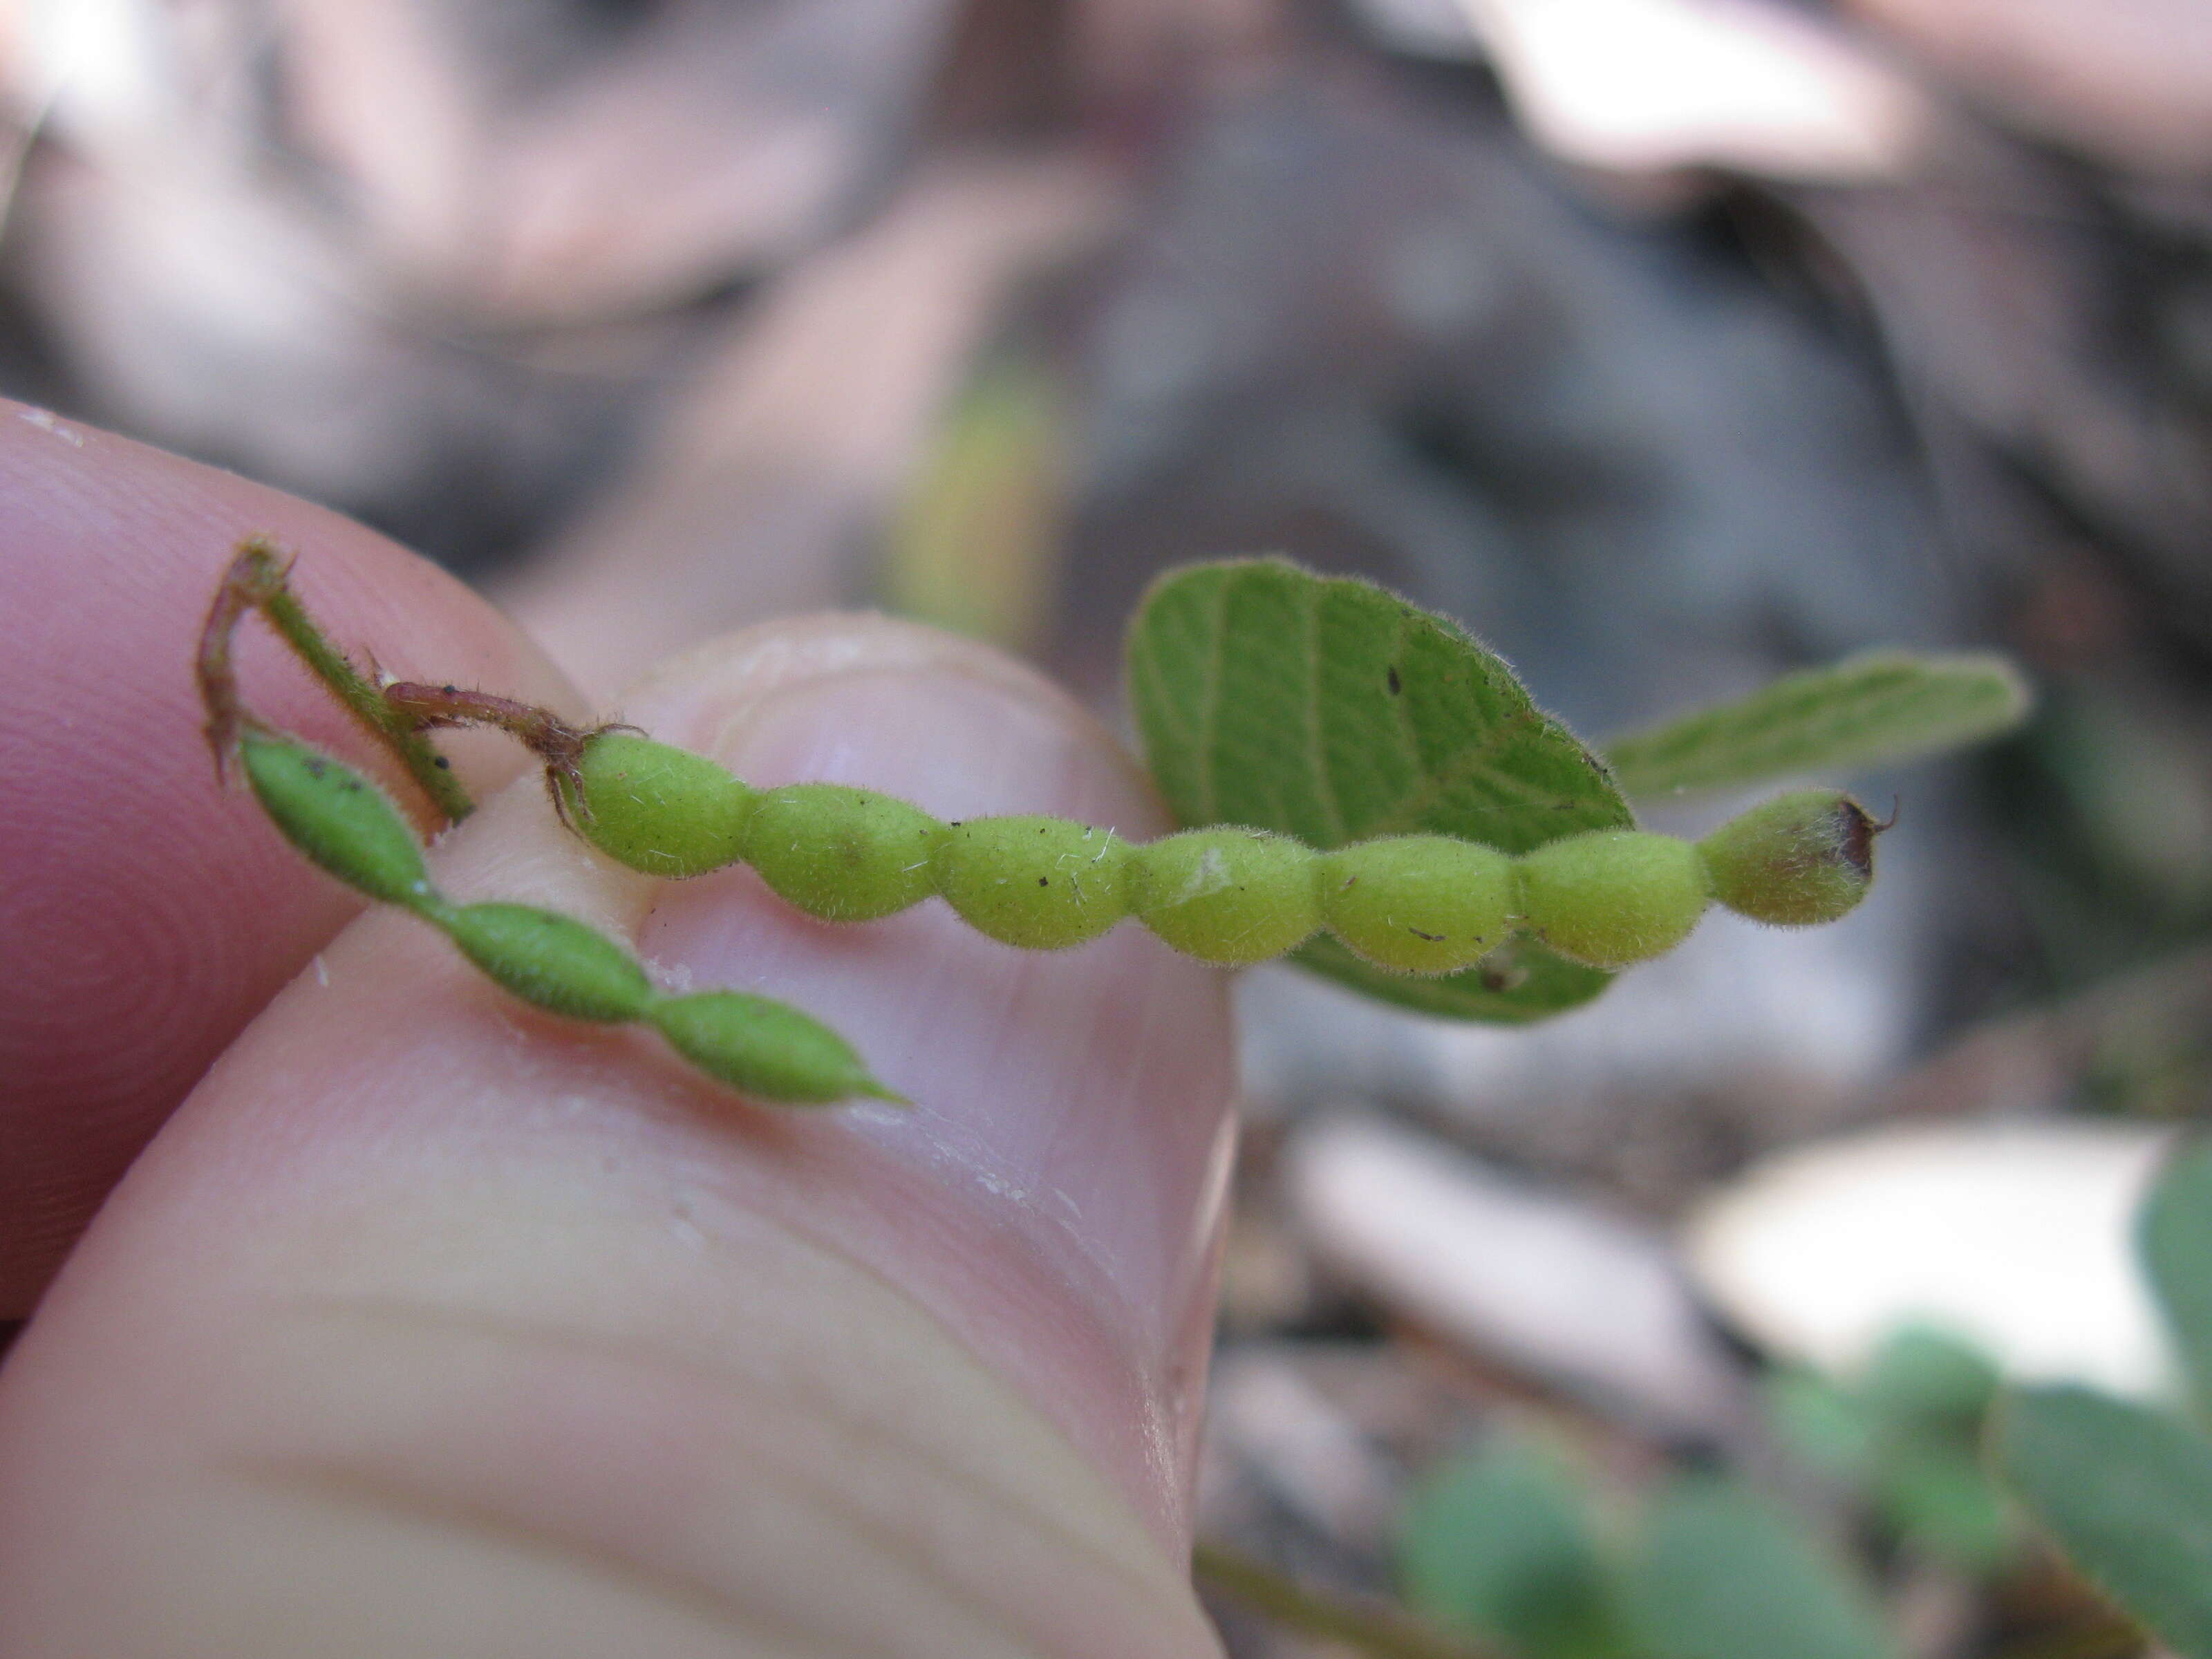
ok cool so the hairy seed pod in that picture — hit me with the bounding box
[1132,827,1320,965]
[1318,835,1517,975]
[648,990,903,1105]
[438,901,655,1022]
[1516,830,1709,968]
[739,783,947,921]
[933,817,1132,949]
[572,732,755,879]
[239,730,438,910]
[1698,789,1877,926]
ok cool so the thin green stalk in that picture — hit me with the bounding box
[1193,1540,1500,1659]
[210,537,474,823]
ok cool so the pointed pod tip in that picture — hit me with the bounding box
[1700,788,1877,928]
[1835,794,1882,881]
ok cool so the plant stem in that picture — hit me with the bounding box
[203,537,474,823]
[381,679,618,826]
[1192,1541,1499,1659]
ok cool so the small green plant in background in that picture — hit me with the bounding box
[1768,1324,2013,1574]
[1390,1145,2212,1659]
[1994,1141,2212,1658]
[1398,1435,1627,1659]
[1398,1431,1896,1659]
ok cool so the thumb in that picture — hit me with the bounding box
[0,616,1235,1658]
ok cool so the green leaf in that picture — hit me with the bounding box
[1126,558,1631,1022]
[1602,653,2030,798]
[1293,934,1615,1023]
[1996,1384,2212,1658]
[1768,1347,2014,1573]
[1398,1437,1627,1659]
[2140,1141,2212,1418]
[1625,1477,1893,1659]
[1872,1441,2014,1572]
[1765,1371,1877,1477]
[1858,1326,2001,1432]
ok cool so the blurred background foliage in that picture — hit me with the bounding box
[4,0,2211,1651]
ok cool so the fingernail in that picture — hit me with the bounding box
[630,625,1237,1528]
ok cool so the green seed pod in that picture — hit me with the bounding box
[239,729,438,911]
[739,783,947,921]
[571,732,756,879]
[1698,789,1878,926]
[648,990,904,1105]
[1516,829,1710,968]
[1318,834,1516,975]
[1132,827,1320,966]
[933,816,1132,949]
[438,901,654,1022]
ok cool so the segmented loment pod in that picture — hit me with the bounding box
[562,733,1875,972]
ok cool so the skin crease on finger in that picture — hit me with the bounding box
[0,400,581,1315]
[0,615,1236,1658]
